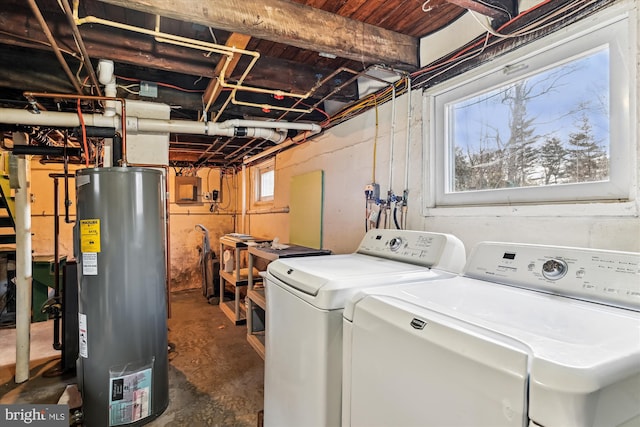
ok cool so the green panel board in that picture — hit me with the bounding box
[289,170,323,249]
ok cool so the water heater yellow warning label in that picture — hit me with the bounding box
[80,219,101,252]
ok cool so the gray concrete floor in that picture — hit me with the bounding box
[0,289,265,426]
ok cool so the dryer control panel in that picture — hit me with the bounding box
[465,242,640,311]
[356,229,466,273]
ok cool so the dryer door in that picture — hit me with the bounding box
[345,295,530,427]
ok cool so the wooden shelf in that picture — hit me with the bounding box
[219,234,270,325]
[247,288,266,310]
[247,331,265,360]
[220,299,246,325]
[220,267,260,286]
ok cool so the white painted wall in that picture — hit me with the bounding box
[243,1,640,255]
[243,95,409,253]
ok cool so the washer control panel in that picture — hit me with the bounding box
[465,242,640,310]
[541,259,568,280]
[356,229,466,273]
[388,237,404,252]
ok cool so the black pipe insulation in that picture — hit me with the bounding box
[72,126,117,138]
[113,134,123,166]
[63,132,72,224]
[52,177,61,351]
[11,145,82,157]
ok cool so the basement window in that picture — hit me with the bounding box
[255,159,275,202]
[425,4,634,208]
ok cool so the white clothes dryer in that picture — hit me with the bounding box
[342,242,640,427]
[263,229,466,427]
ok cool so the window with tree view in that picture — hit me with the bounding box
[451,49,609,192]
[255,159,275,202]
[429,8,632,207]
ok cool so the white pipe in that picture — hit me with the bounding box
[241,163,247,234]
[97,59,117,117]
[404,78,412,191]
[0,108,117,128]
[244,128,288,144]
[388,84,397,198]
[0,108,315,144]
[219,119,321,132]
[134,118,209,134]
[242,126,322,165]
[14,154,32,383]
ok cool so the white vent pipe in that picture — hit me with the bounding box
[0,108,319,145]
[97,59,117,117]
[219,119,320,132]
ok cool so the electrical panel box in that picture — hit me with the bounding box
[175,176,201,204]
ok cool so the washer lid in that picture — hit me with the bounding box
[267,253,453,310]
[346,293,529,427]
[351,277,640,426]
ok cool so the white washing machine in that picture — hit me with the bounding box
[342,242,640,427]
[263,229,466,427]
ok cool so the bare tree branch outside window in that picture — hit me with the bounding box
[449,48,609,193]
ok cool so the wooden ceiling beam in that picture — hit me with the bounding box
[97,0,418,68]
[0,22,355,100]
[203,33,251,114]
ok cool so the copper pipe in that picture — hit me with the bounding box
[27,0,84,94]
[62,0,102,96]
[23,92,128,165]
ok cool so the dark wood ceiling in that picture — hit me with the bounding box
[0,0,467,166]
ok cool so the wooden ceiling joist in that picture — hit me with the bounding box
[97,0,419,68]
[202,33,251,114]
[0,14,356,101]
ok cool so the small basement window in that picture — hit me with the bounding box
[425,4,634,207]
[255,159,275,202]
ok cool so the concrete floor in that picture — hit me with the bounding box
[0,289,265,426]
